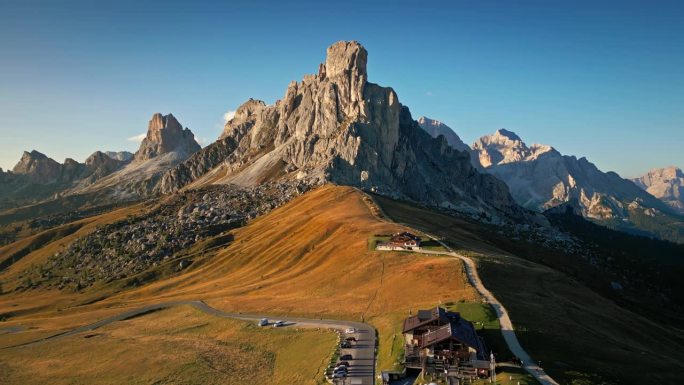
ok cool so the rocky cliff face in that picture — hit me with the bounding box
[135,113,200,162]
[67,113,201,199]
[471,129,684,242]
[632,167,684,214]
[159,41,522,219]
[82,151,126,181]
[472,129,555,168]
[417,117,470,153]
[12,150,63,184]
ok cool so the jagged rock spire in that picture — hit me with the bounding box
[134,113,201,162]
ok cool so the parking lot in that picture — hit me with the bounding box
[326,326,376,385]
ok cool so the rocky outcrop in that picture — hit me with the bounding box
[81,151,126,181]
[632,167,684,214]
[472,129,555,168]
[104,151,133,162]
[62,113,202,201]
[12,150,63,184]
[471,129,684,242]
[417,117,470,153]
[135,113,200,162]
[159,41,523,219]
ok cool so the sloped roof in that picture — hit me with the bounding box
[418,317,483,353]
[403,307,485,355]
[388,232,418,243]
[402,307,459,333]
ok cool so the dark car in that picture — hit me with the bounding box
[345,336,357,342]
[340,354,353,361]
[336,361,350,368]
[340,341,352,349]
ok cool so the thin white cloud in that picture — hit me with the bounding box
[223,110,236,124]
[127,133,146,142]
[425,91,433,96]
[194,135,208,146]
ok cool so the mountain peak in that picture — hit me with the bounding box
[134,113,201,162]
[632,166,684,214]
[148,113,182,133]
[417,116,443,127]
[11,149,62,183]
[159,41,523,219]
[417,116,470,153]
[323,40,367,80]
[472,130,529,167]
[494,128,522,141]
[13,150,51,172]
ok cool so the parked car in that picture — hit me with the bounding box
[258,318,268,327]
[332,371,347,379]
[336,361,350,368]
[345,327,356,334]
[340,341,352,349]
[340,354,353,360]
[345,336,357,342]
[273,320,286,327]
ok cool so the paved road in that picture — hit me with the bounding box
[401,239,560,385]
[8,300,376,385]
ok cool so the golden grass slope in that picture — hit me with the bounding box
[0,185,477,376]
[0,306,336,385]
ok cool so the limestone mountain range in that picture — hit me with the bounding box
[417,117,684,242]
[632,167,684,215]
[0,113,201,208]
[1,40,681,242]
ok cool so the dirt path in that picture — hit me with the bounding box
[360,190,559,385]
[404,240,559,385]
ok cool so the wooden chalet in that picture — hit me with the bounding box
[387,232,421,249]
[402,307,489,377]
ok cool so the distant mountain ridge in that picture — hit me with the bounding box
[469,129,684,242]
[0,113,201,210]
[416,117,683,242]
[632,166,684,214]
[0,149,131,209]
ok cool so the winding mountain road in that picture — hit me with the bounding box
[8,300,376,385]
[407,237,560,385]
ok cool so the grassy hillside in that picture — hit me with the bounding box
[373,194,684,385]
[0,185,479,379]
[0,306,336,385]
[0,203,145,292]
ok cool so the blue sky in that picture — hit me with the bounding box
[0,0,682,178]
